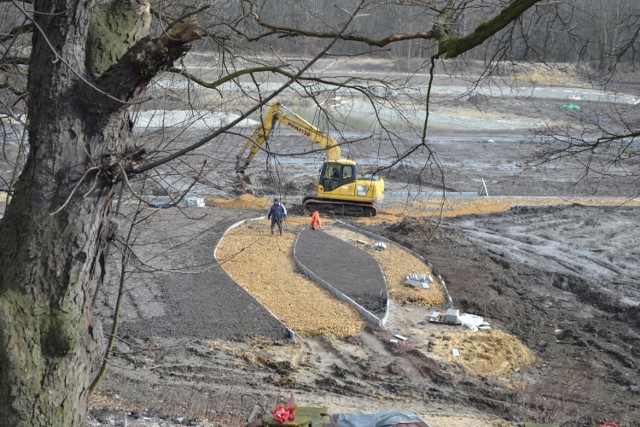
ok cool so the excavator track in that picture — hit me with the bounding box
[302,197,377,217]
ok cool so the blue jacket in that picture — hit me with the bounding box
[268,203,287,221]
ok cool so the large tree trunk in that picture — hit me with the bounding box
[0,1,198,425]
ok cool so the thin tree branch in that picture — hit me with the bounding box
[168,65,286,89]
[252,20,436,46]
[49,167,100,216]
[243,0,541,60]
[438,0,543,58]
[131,1,367,174]
[0,22,32,43]
[596,130,640,145]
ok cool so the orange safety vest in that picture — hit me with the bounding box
[310,211,321,230]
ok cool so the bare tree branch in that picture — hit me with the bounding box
[438,0,543,57]
[130,0,368,175]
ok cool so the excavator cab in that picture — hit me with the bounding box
[320,161,356,191]
[311,159,384,216]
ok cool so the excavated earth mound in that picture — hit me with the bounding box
[207,193,272,210]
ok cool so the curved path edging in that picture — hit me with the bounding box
[335,220,454,309]
[214,216,297,340]
[212,216,452,336]
[293,226,389,327]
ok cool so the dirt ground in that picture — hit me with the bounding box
[87,204,640,427]
[54,60,637,426]
[86,198,640,427]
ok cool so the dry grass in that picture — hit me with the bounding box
[513,63,576,85]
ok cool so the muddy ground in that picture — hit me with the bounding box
[2,58,636,426]
[87,128,640,427]
[87,201,640,427]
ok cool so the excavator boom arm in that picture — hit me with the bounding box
[235,103,279,173]
[235,102,340,173]
[274,108,341,160]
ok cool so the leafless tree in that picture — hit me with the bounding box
[1,0,638,425]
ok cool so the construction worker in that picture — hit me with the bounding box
[267,198,287,235]
[310,211,321,231]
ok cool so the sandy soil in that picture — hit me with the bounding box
[58,60,639,427]
[215,220,368,337]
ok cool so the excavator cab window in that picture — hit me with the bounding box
[321,164,356,191]
[322,164,342,191]
[342,165,355,183]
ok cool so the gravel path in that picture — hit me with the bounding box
[294,228,387,316]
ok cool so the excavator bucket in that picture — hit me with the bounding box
[235,172,253,194]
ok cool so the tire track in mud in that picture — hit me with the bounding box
[371,207,640,424]
[476,207,640,398]
[456,208,637,283]
[456,207,640,315]
[457,225,590,276]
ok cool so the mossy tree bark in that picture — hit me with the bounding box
[0,1,198,425]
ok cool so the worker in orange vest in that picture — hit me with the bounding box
[310,211,321,230]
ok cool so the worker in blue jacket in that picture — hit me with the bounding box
[267,198,287,235]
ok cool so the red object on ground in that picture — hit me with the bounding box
[599,423,619,427]
[310,211,321,230]
[287,394,296,421]
[272,404,290,424]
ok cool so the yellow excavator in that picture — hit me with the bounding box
[235,102,384,216]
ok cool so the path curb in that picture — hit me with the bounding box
[293,226,389,327]
[214,216,297,340]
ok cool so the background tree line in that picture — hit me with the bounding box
[152,0,640,72]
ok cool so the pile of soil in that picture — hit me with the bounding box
[431,329,536,378]
[207,194,272,210]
